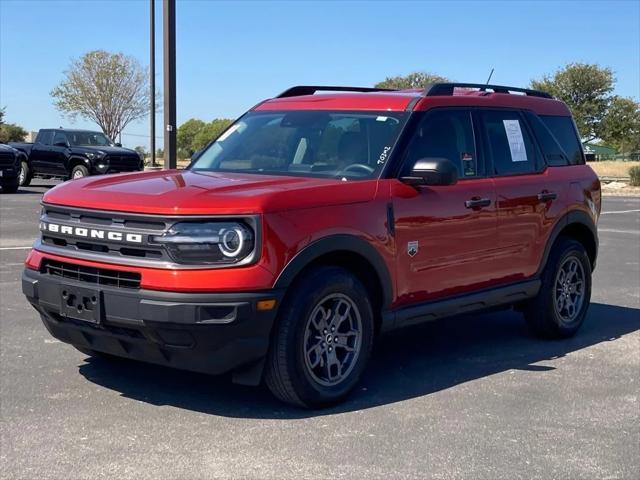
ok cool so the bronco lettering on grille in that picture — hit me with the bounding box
[41,222,143,243]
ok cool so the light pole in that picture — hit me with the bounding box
[163,0,177,169]
[150,0,156,167]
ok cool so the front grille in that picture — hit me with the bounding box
[105,154,140,171]
[42,260,141,289]
[40,205,172,263]
[0,152,16,167]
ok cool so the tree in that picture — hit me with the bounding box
[51,50,154,141]
[0,108,28,142]
[134,146,147,158]
[192,119,233,151]
[177,118,206,155]
[531,63,614,142]
[599,96,640,155]
[375,72,450,90]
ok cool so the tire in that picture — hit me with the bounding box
[265,266,375,408]
[71,164,89,180]
[18,160,31,187]
[524,237,592,338]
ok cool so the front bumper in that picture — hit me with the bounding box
[22,268,283,377]
[0,167,19,182]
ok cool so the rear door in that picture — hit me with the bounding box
[392,108,498,306]
[478,109,561,281]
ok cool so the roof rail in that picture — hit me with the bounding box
[423,83,552,99]
[276,85,396,98]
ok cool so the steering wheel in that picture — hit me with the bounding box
[341,163,375,176]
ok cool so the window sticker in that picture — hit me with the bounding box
[377,146,392,165]
[502,120,528,162]
[461,152,475,176]
[376,116,389,122]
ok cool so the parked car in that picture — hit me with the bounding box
[0,143,21,193]
[22,83,600,407]
[9,128,143,186]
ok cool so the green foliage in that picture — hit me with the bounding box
[375,71,450,90]
[176,118,233,155]
[629,166,640,187]
[0,107,28,142]
[599,97,640,155]
[177,118,206,155]
[0,123,27,142]
[51,50,155,141]
[531,63,615,141]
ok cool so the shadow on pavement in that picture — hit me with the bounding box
[78,302,639,418]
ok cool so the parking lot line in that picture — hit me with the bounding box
[0,246,33,250]
[601,209,640,215]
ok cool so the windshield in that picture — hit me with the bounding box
[67,131,114,147]
[190,111,407,179]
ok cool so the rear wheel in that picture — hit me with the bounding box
[524,238,592,338]
[71,164,89,180]
[18,160,31,187]
[265,266,375,408]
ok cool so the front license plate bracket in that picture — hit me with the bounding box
[59,285,102,324]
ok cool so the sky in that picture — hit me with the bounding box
[1,0,639,150]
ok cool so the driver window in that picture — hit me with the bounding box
[52,131,68,147]
[403,110,478,178]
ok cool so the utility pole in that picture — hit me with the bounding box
[163,0,176,169]
[150,0,156,167]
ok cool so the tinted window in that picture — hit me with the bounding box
[524,112,569,166]
[540,116,584,165]
[402,109,479,178]
[52,131,68,146]
[36,130,53,145]
[480,111,538,176]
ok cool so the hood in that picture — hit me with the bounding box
[73,145,138,156]
[42,170,378,215]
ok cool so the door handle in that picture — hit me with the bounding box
[464,197,491,209]
[537,191,557,202]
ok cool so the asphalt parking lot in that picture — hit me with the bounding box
[1,180,638,480]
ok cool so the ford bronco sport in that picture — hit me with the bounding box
[22,83,600,407]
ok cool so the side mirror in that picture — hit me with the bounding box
[53,141,68,148]
[115,142,122,147]
[400,157,458,186]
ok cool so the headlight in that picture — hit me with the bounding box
[86,151,105,160]
[151,221,256,265]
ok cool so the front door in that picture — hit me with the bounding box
[392,108,498,307]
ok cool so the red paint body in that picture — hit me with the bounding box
[27,89,601,310]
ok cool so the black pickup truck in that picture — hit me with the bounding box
[0,143,21,193]
[9,128,144,186]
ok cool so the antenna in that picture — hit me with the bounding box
[485,68,494,85]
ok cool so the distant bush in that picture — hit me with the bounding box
[629,165,640,186]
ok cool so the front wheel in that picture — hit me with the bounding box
[524,238,592,338]
[71,164,89,180]
[265,266,375,408]
[18,160,31,187]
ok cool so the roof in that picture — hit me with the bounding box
[255,84,571,116]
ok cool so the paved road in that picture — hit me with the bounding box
[1,182,638,479]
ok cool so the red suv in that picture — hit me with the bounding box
[22,83,600,407]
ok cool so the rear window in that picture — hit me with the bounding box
[540,116,584,165]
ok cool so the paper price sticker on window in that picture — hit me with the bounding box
[502,120,528,162]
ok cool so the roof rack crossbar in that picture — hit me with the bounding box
[276,85,397,98]
[423,83,552,99]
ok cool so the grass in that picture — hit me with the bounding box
[588,161,640,179]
